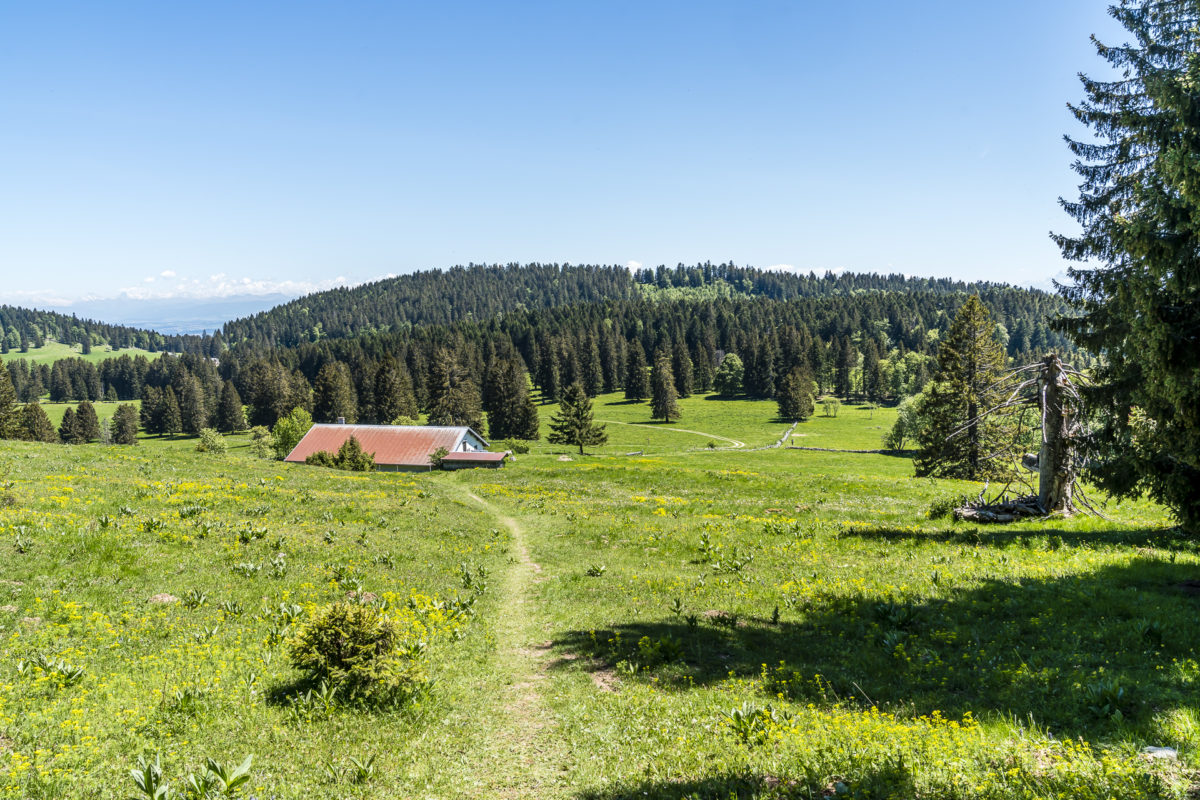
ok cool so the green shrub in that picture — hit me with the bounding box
[195,428,227,454]
[289,602,402,696]
[305,436,375,472]
[272,407,313,460]
[501,439,530,455]
[248,425,274,458]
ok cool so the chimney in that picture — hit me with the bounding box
[336,417,346,425]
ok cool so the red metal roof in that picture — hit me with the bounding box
[441,451,507,462]
[285,425,481,468]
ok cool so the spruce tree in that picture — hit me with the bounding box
[913,296,1007,480]
[216,380,247,432]
[75,400,101,443]
[0,367,17,439]
[140,385,162,434]
[161,386,183,437]
[1053,0,1200,530]
[18,403,58,443]
[486,358,540,441]
[672,340,694,398]
[373,358,418,423]
[624,340,650,401]
[112,403,140,445]
[179,376,207,434]
[547,382,607,455]
[313,361,358,423]
[777,366,815,421]
[427,350,483,430]
[59,406,81,444]
[650,352,681,422]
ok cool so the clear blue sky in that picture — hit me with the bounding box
[0,1,1125,304]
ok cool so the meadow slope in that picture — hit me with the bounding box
[0,397,1196,799]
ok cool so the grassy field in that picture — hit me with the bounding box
[0,341,154,366]
[0,397,1196,799]
[40,401,140,430]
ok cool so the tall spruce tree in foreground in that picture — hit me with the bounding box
[650,352,681,422]
[547,381,607,455]
[1054,0,1200,530]
[913,296,1007,480]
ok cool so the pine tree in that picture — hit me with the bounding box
[547,382,607,455]
[313,361,358,423]
[160,386,183,437]
[216,380,247,432]
[913,296,1007,480]
[650,351,681,422]
[713,353,744,397]
[1053,0,1200,530]
[0,367,17,439]
[112,403,140,445]
[777,366,815,421]
[17,403,58,443]
[75,400,101,443]
[861,340,883,402]
[59,406,81,444]
[624,340,650,401]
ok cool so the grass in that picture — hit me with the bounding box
[0,341,154,366]
[0,396,1196,799]
[40,401,140,429]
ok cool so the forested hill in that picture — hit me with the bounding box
[220,262,1031,348]
[0,304,193,354]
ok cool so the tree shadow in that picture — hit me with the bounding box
[552,557,1200,741]
[604,398,647,406]
[837,523,1191,550]
[573,762,913,799]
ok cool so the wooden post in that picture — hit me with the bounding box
[1038,353,1074,514]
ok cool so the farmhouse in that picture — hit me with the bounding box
[284,424,506,472]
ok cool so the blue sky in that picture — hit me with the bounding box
[0,1,1125,305]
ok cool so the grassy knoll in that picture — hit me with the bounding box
[0,341,154,366]
[1,398,1196,799]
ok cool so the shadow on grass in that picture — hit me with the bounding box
[574,763,913,799]
[553,557,1200,741]
[838,523,1193,550]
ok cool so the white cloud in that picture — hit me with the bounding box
[626,260,642,270]
[160,269,176,278]
[763,263,797,272]
[2,273,381,306]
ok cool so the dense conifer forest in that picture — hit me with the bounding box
[4,264,1079,446]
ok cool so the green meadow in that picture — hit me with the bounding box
[0,395,1195,799]
[0,341,154,367]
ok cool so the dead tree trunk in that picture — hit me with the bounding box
[1038,354,1074,514]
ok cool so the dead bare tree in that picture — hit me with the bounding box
[948,353,1098,523]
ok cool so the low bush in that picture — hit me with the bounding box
[289,602,404,697]
[195,428,227,454]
